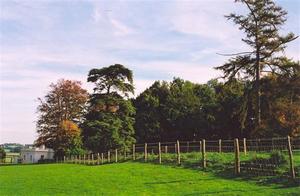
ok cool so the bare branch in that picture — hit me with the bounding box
[216,51,254,56]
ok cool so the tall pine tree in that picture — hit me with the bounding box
[216,0,298,129]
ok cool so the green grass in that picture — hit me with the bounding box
[1,162,299,195]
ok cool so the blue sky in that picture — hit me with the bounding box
[0,0,299,144]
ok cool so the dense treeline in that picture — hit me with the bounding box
[134,67,300,143]
[36,61,299,156]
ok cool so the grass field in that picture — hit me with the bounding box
[0,162,299,195]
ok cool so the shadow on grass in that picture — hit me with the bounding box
[144,178,216,185]
[132,156,300,188]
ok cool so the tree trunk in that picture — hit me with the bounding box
[255,48,261,127]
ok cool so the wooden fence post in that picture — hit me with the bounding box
[243,138,247,155]
[97,153,100,165]
[115,149,118,163]
[64,156,66,163]
[83,154,86,164]
[165,145,168,153]
[91,154,94,165]
[177,140,181,165]
[158,142,162,164]
[101,153,104,164]
[144,143,148,162]
[108,151,111,163]
[201,139,206,168]
[287,136,296,179]
[219,139,222,153]
[132,144,136,160]
[199,141,202,153]
[234,138,240,175]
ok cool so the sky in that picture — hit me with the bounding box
[0,0,299,144]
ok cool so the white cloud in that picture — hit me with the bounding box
[110,18,134,36]
[169,0,241,42]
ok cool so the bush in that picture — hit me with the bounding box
[270,151,287,165]
[0,147,6,160]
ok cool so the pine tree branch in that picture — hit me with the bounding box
[216,51,254,56]
[261,35,299,60]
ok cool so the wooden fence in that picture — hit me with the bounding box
[59,136,300,180]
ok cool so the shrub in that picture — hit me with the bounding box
[270,151,287,165]
[38,159,55,164]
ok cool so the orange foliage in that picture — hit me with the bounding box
[59,120,80,138]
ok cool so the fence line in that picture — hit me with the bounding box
[61,136,300,180]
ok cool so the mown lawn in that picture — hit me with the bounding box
[0,162,299,195]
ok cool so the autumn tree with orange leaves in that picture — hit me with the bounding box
[36,79,88,157]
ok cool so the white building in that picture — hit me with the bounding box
[20,145,54,163]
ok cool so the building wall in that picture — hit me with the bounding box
[21,150,54,163]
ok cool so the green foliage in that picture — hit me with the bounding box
[134,81,169,142]
[269,151,287,165]
[135,78,248,141]
[88,64,134,97]
[0,147,6,160]
[260,63,300,137]
[36,79,88,157]
[216,0,298,130]
[82,64,136,152]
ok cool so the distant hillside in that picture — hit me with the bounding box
[0,143,24,153]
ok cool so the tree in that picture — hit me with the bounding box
[260,60,300,137]
[212,79,246,138]
[135,78,222,142]
[0,147,6,161]
[88,64,134,97]
[163,78,205,140]
[216,0,298,128]
[134,81,170,142]
[82,64,135,152]
[36,79,88,157]
[57,120,85,156]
